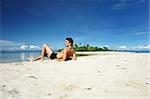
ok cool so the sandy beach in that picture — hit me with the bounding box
[0,52,150,99]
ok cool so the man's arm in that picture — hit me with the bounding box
[72,52,76,60]
[57,49,67,62]
[62,49,67,61]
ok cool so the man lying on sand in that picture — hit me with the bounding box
[28,38,76,62]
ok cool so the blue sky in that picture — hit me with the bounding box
[1,0,149,50]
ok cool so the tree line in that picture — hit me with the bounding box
[58,43,112,52]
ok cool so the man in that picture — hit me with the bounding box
[28,38,76,62]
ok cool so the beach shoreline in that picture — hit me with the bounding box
[0,52,149,99]
[0,51,149,64]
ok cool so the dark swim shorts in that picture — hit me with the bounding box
[50,52,57,59]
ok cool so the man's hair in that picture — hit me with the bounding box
[66,37,73,46]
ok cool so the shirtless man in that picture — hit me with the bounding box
[28,38,76,62]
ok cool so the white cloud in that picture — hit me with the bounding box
[138,0,146,3]
[73,35,90,43]
[130,45,150,50]
[118,44,150,50]
[135,32,147,35]
[112,0,129,10]
[29,45,41,50]
[0,39,25,51]
[104,45,109,48]
[0,39,23,46]
[99,45,110,48]
[0,39,41,51]
[112,0,147,10]
[99,46,103,48]
[119,46,127,49]
[20,45,41,50]
[20,45,28,50]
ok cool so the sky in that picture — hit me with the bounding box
[1,0,149,50]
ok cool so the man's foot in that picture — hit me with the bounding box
[40,58,44,62]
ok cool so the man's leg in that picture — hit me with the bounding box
[28,44,53,61]
[41,43,53,61]
[30,55,42,61]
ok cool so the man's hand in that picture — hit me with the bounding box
[57,59,63,62]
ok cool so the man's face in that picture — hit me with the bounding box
[65,40,71,47]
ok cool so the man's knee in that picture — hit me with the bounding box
[43,43,48,47]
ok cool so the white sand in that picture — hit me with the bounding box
[0,52,150,99]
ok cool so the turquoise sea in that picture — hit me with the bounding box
[0,51,41,63]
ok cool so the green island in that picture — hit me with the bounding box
[58,43,112,57]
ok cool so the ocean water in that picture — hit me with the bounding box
[0,50,149,63]
[0,51,41,63]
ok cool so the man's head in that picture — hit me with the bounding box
[65,38,73,47]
